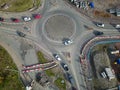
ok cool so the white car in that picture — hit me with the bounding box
[54,54,61,61]
[96,23,104,28]
[63,39,73,45]
[115,24,120,28]
[23,16,31,22]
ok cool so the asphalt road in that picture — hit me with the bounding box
[1,0,120,90]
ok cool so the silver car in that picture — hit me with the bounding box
[63,39,73,45]
[53,54,61,61]
[23,16,31,22]
[96,23,104,28]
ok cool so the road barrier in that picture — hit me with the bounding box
[22,61,57,73]
[23,61,56,69]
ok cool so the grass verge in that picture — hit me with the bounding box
[37,51,48,63]
[0,45,24,90]
[54,77,66,90]
[0,0,41,12]
[45,69,55,77]
[36,0,41,8]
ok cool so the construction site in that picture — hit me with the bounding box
[90,44,119,90]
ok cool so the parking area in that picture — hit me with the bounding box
[67,0,120,23]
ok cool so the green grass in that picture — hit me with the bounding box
[0,0,41,12]
[54,77,66,90]
[37,51,48,63]
[6,0,33,12]
[0,45,24,90]
[0,0,9,4]
[36,0,41,7]
[45,69,55,77]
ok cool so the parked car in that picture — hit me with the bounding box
[93,30,104,36]
[63,38,73,45]
[0,17,4,22]
[23,16,31,22]
[72,87,77,90]
[70,0,74,3]
[16,31,26,37]
[33,14,42,19]
[61,63,69,71]
[12,18,20,23]
[115,24,120,28]
[96,23,104,28]
[66,73,74,84]
[24,27,30,31]
[53,54,61,61]
[79,1,83,8]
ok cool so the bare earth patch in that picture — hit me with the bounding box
[93,0,120,10]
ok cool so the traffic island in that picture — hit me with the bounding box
[43,14,76,42]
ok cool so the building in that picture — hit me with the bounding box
[105,68,115,80]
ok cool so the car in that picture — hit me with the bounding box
[93,30,104,36]
[61,63,69,71]
[24,27,30,31]
[75,2,80,8]
[12,18,20,23]
[70,0,74,3]
[79,1,83,8]
[53,54,61,61]
[33,14,42,19]
[0,17,4,21]
[115,24,120,28]
[16,31,26,37]
[96,23,104,28]
[72,87,77,90]
[63,39,73,45]
[23,16,31,22]
[66,73,74,84]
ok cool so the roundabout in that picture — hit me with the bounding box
[43,14,76,42]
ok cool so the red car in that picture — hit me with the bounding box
[12,18,20,23]
[33,14,42,19]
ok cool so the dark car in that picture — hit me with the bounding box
[61,63,69,71]
[93,30,104,36]
[16,31,26,37]
[66,73,74,84]
[0,17,4,21]
[12,18,20,23]
[72,87,77,90]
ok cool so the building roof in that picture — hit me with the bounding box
[105,68,115,80]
